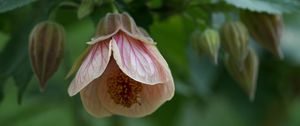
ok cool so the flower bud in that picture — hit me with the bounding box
[77,0,95,19]
[240,11,284,59]
[29,21,65,91]
[225,48,259,101]
[220,21,249,63]
[192,29,220,64]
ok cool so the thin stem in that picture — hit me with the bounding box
[48,1,79,21]
[110,0,119,13]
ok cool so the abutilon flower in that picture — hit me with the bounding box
[68,12,174,117]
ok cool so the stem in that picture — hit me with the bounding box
[48,1,79,21]
[110,0,119,13]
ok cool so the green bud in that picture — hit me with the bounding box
[220,21,249,63]
[29,21,65,91]
[225,48,259,101]
[240,11,284,59]
[77,0,95,19]
[192,29,220,64]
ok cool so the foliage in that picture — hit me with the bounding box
[0,0,36,13]
[224,0,300,14]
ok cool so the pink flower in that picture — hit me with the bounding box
[68,13,174,118]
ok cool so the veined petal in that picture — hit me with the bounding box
[88,13,155,45]
[80,79,112,117]
[111,32,169,85]
[145,45,175,100]
[68,40,112,96]
[97,59,174,117]
[99,82,174,117]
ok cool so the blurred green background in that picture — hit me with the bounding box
[1,0,300,126]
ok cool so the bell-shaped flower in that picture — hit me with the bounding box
[68,12,174,118]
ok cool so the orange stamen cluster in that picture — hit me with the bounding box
[107,69,143,108]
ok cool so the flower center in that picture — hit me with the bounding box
[107,69,143,108]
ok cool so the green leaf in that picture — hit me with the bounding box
[0,0,60,104]
[224,0,300,14]
[0,0,37,13]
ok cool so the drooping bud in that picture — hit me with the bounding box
[220,21,249,63]
[192,29,220,64]
[240,10,284,59]
[29,21,65,91]
[225,48,259,101]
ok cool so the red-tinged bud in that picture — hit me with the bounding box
[240,11,284,59]
[29,21,65,91]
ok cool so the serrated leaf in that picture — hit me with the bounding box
[77,0,94,19]
[224,0,300,14]
[0,0,60,104]
[0,0,37,13]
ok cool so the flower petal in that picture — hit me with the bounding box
[111,32,169,85]
[80,79,112,117]
[88,13,155,45]
[119,14,155,44]
[68,40,112,96]
[97,59,174,117]
[144,45,175,100]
